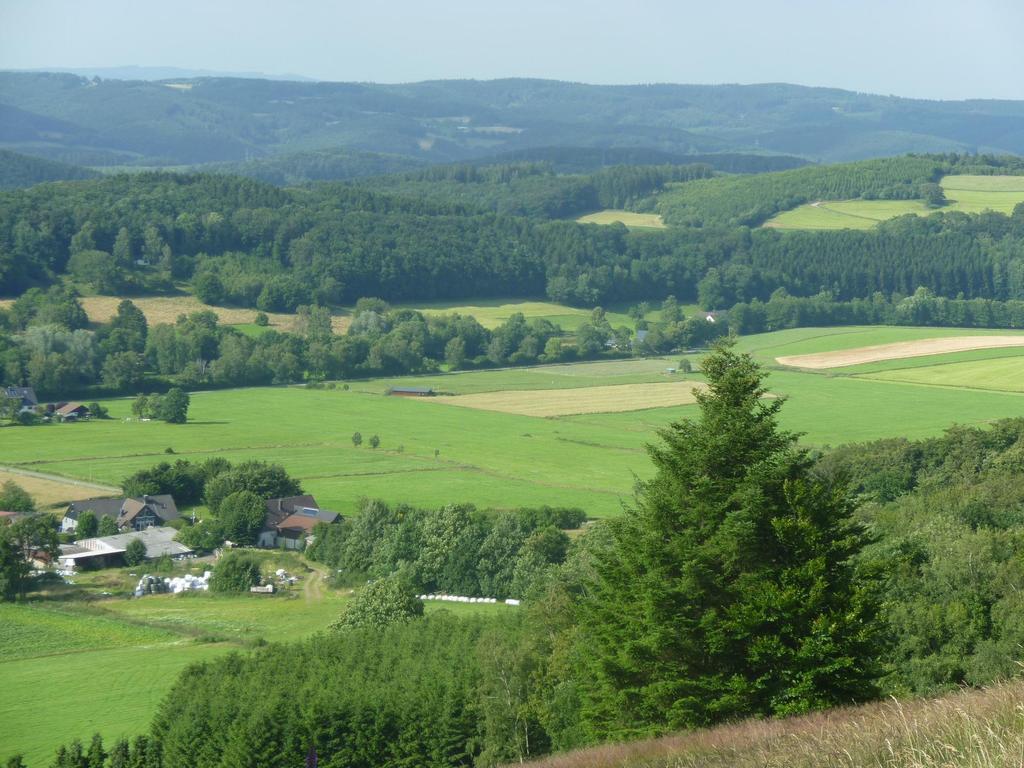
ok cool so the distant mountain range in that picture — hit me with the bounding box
[9,66,315,82]
[0,72,1021,167]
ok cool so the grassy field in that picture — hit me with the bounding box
[0,554,508,766]
[764,174,1024,230]
[430,381,705,417]
[0,468,118,508]
[7,328,1024,518]
[576,209,666,229]
[398,298,679,331]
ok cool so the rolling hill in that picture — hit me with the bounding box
[3,73,1024,166]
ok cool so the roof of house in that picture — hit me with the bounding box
[66,497,126,521]
[390,386,434,395]
[55,402,88,416]
[60,527,192,562]
[65,494,179,523]
[4,386,37,406]
[119,495,180,525]
[277,508,339,534]
[264,495,319,528]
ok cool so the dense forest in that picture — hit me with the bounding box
[4,156,1024,314]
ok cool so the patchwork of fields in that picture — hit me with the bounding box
[7,328,1024,521]
[764,175,1024,230]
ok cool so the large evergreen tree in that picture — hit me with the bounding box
[574,338,879,738]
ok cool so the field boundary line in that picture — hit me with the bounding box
[0,465,119,494]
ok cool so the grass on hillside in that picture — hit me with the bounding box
[764,174,1024,230]
[513,679,1024,768]
[0,557,508,766]
[576,210,666,229]
[0,469,116,509]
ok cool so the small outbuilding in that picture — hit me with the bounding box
[388,387,435,397]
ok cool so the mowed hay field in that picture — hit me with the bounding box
[776,335,1024,369]
[75,295,351,334]
[0,468,118,508]
[0,295,351,334]
[576,209,666,229]
[764,174,1024,230]
[429,381,706,417]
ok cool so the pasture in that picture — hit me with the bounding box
[0,468,118,508]
[576,209,666,229]
[775,335,1024,369]
[8,333,1024,516]
[0,561,507,766]
[764,174,1024,230]
[430,381,705,417]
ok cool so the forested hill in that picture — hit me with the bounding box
[4,72,1024,165]
[0,149,98,189]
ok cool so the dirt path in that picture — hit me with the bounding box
[0,465,120,494]
[301,560,328,603]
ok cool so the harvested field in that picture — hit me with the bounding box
[427,381,706,417]
[776,336,1024,369]
[28,295,350,334]
[0,468,118,509]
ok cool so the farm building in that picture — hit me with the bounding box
[259,495,340,549]
[58,527,193,570]
[61,494,180,533]
[3,386,37,414]
[389,386,435,397]
[53,402,90,421]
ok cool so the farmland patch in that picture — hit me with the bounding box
[427,381,707,417]
[776,336,1024,369]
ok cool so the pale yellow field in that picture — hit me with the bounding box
[577,210,666,229]
[0,296,351,334]
[0,469,118,509]
[425,381,707,417]
[776,336,1024,369]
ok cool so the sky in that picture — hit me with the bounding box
[1,0,1022,100]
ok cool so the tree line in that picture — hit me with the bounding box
[6,157,1024,312]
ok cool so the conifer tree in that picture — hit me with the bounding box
[574,338,879,737]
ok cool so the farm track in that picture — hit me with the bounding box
[0,464,119,494]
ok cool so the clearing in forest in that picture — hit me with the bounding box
[576,209,666,228]
[74,295,350,333]
[764,175,1024,230]
[776,336,1024,369]
[426,381,706,417]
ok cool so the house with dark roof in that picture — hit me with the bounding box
[259,495,339,549]
[3,386,38,414]
[61,495,180,533]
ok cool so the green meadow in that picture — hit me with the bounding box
[397,297,674,331]
[8,328,1024,519]
[0,558,508,766]
[765,174,1024,230]
[576,209,666,229]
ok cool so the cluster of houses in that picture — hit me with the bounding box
[4,386,92,421]
[56,492,340,571]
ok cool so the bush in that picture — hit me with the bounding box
[210,551,261,593]
[124,538,147,566]
[331,573,424,631]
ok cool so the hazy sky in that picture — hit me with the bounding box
[1,0,1022,100]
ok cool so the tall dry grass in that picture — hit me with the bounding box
[518,680,1024,768]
